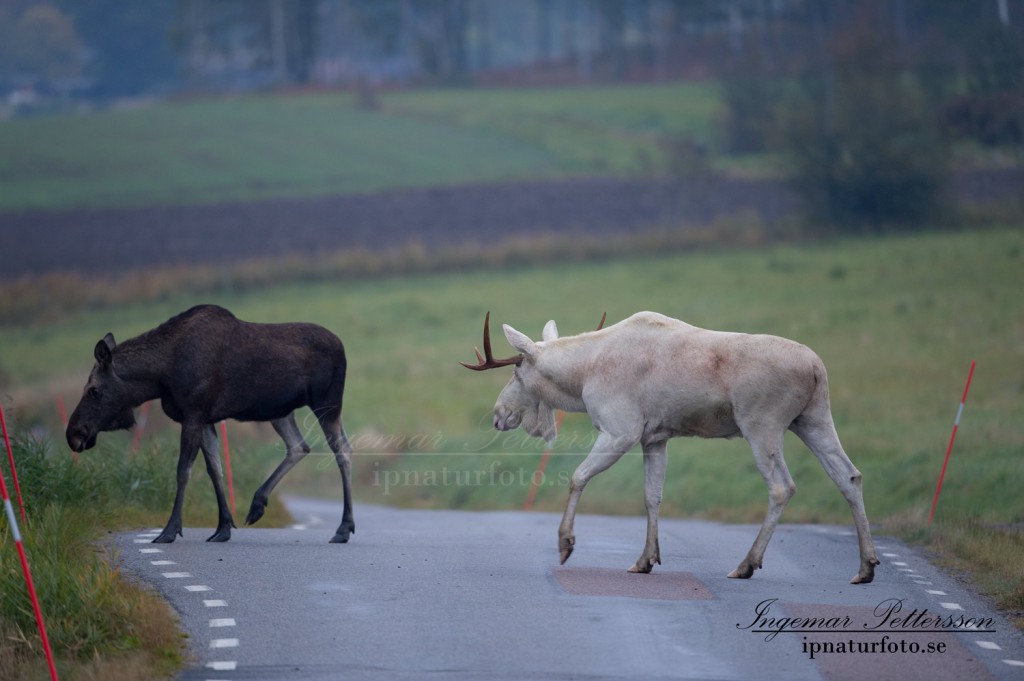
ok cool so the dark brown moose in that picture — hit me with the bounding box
[66,304,356,544]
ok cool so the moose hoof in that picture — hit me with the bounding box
[628,559,657,574]
[558,535,575,565]
[850,558,879,585]
[206,527,232,543]
[245,504,266,526]
[152,531,179,544]
[329,523,355,544]
[727,562,757,579]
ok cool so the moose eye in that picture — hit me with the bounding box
[88,387,100,399]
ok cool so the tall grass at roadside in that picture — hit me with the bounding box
[885,509,1024,629]
[0,436,182,679]
[0,430,292,679]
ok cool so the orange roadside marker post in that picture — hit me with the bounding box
[929,361,976,524]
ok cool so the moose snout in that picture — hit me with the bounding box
[66,425,95,453]
[493,406,521,431]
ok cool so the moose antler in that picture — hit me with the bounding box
[460,311,608,371]
[459,311,524,371]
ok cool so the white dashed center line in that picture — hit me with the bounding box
[134,531,242,679]
[877,547,1024,668]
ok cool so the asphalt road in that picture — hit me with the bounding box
[111,498,1024,681]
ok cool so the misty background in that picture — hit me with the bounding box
[1,0,1022,295]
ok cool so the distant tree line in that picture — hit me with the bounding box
[716,0,1023,231]
[2,1,1015,94]
[1,0,1021,231]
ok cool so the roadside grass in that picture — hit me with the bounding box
[885,510,1024,630]
[0,83,721,213]
[0,432,291,680]
[0,436,181,680]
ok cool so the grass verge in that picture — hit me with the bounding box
[0,433,291,680]
[883,510,1024,630]
[1,436,183,680]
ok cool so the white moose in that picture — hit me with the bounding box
[462,311,879,584]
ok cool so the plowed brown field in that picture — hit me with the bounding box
[0,170,1018,281]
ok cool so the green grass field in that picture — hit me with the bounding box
[0,83,722,212]
[5,228,1021,529]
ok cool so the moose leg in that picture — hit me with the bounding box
[629,439,667,574]
[154,423,203,543]
[320,412,356,544]
[200,425,236,542]
[729,428,795,579]
[558,431,634,565]
[246,414,310,526]
[792,420,879,584]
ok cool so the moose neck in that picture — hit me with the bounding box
[111,333,172,405]
[533,337,599,412]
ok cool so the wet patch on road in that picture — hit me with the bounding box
[553,566,714,601]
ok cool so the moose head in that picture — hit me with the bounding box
[460,312,604,445]
[66,333,138,453]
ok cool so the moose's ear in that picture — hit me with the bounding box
[503,324,537,359]
[94,333,116,367]
[542,320,559,341]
